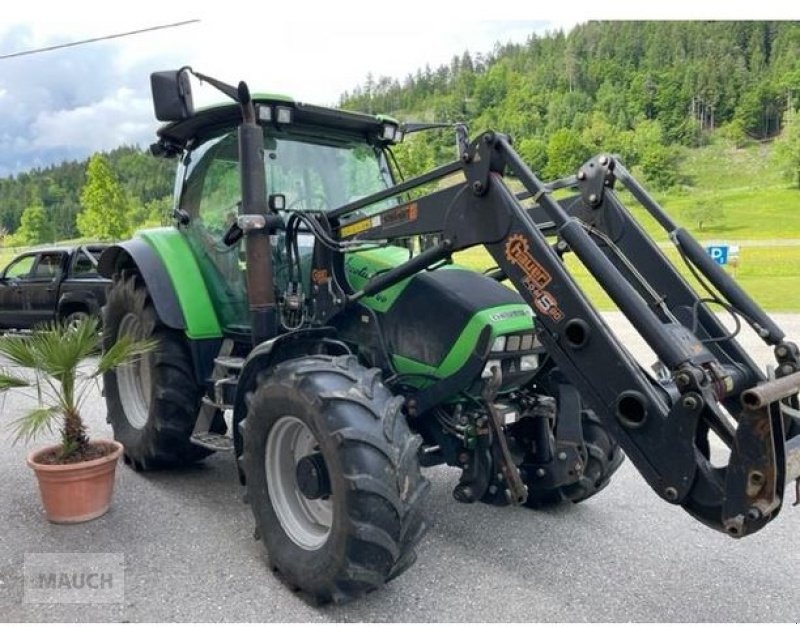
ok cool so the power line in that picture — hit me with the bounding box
[0,19,200,61]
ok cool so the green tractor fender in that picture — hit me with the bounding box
[231,327,348,474]
[98,227,222,340]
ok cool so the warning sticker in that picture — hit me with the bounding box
[340,217,373,238]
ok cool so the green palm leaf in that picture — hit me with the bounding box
[9,406,60,445]
[0,371,30,391]
[91,333,157,377]
[0,335,39,369]
[0,314,154,453]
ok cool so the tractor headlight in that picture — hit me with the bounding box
[520,354,539,371]
[491,336,506,353]
[276,106,293,124]
[257,105,272,122]
[381,124,397,141]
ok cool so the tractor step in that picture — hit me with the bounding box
[214,356,245,371]
[201,396,226,410]
[190,432,234,452]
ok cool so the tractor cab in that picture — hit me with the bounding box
[152,93,403,333]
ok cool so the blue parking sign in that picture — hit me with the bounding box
[706,245,729,265]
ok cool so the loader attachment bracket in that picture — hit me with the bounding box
[722,371,800,535]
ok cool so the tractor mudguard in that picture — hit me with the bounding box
[99,239,185,329]
[98,228,221,340]
[232,327,346,461]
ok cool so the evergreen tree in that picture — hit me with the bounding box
[77,154,131,241]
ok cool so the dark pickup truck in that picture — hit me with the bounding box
[0,245,110,330]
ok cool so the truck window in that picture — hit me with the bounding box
[3,254,36,279]
[71,251,100,277]
[32,253,65,280]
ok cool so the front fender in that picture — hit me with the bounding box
[98,228,221,340]
[232,327,346,465]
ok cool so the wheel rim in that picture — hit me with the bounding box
[66,311,89,331]
[266,415,332,550]
[116,313,153,430]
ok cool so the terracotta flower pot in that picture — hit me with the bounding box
[27,439,124,524]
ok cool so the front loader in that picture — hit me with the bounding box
[99,69,800,603]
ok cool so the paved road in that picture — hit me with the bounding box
[1,314,799,622]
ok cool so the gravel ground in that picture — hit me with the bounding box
[1,313,798,622]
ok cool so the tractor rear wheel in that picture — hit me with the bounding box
[524,410,624,508]
[102,271,218,469]
[241,355,429,604]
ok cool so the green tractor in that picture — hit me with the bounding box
[99,69,800,604]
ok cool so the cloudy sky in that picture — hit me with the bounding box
[0,1,794,176]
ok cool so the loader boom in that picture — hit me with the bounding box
[316,131,800,537]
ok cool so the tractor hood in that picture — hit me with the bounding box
[345,246,536,381]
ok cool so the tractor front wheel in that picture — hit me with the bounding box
[241,355,429,604]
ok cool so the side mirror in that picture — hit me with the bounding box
[150,69,194,122]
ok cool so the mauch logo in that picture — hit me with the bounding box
[34,572,113,590]
[504,234,564,322]
[24,553,124,604]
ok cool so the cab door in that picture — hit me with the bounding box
[0,253,37,328]
[26,252,66,325]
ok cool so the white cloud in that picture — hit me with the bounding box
[0,9,558,173]
[30,87,152,152]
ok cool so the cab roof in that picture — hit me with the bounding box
[152,96,400,157]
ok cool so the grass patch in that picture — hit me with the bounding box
[452,135,800,311]
[453,243,800,312]
[638,137,800,241]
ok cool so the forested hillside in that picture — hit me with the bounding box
[0,146,175,244]
[2,21,799,246]
[342,21,800,184]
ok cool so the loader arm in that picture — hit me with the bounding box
[317,131,800,538]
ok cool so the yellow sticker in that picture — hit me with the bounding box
[340,218,372,238]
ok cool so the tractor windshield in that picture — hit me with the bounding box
[180,130,394,232]
[265,134,395,212]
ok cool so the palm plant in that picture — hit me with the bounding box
[0,316,155,462]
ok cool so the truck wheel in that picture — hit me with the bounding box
[524,411,625,508]
[63,309,90,331]
[241,355,429,604]
[102,271,217,469]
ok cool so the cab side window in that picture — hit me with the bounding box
[3,255,36,279]
[32,253,65,280]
